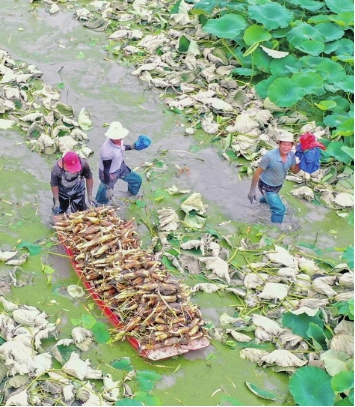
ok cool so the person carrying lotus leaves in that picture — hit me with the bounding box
[95,121,151,204]
[51,151,96,214]
[247,131,301,225]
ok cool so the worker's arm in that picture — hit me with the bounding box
[248,167,264,203]
[102,160,112,185]
[290,163,300,174]
[86,177,94,200]
[51,185,60,208]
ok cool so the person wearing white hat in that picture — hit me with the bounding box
[247,131,300,225]
[95,121,150,204]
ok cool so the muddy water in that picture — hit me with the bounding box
[0,1,352,406]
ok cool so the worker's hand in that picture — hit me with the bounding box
[52,199,62,215]
[88,196,98,207]
[248,188,257,203]
[105,188,113,200]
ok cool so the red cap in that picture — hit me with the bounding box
[63,151,82,173]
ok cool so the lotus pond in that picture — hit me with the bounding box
[0,0,353,406]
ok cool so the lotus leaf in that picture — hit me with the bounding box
[0,297,18,312]
[333,192,354,208]
[278,330,304,347]
[225,329,250,343]
[298,298,329,309]
[255,326,272,342]
[339,272,354,288]
[181,192,205,215]
[191,283,220,293]
[4,389,29,406]
[252,314,284,336]
[261,349,307,367]
[277,267,298,282]
[334,320,354,336]
[243,273,268,289]
[245,381,277,401]
[0,251,18,262]
[203,14,247,40]
[268,77,305,107]
[157,208,179,231]
[297,256,320,275]
[220,313,240,326]
[180,239,202,251]
[239,347,269,363]
[62,352,101,381]
[289,366,335,405]
[290,186,315,201]
[34,324,57,350]
[290,0,323,12]
[248,3,293,30]
[265,245,297,268]
[321,349,354,376]
[330,334,354,357]
[325,0,353,13]
[199,256,230,283]
[243,25,271,46]
[258,283,288,300]
[312,276,337,297]
[260,46,288,59]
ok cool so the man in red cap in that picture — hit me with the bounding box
[50,151,96,214]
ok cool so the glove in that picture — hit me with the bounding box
[53,206,62,215]
[88,196,98,207]
[52,199,62,215]
[105,188,113,200]
[134,135,151,151]
[248,188,257,203]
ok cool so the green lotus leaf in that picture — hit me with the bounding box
[315,22,344,42]
[243,25,271,46]
[331,371,354,393]
[248,3,293,30]
[333,55,354,64]
[308,14,333,24]
[282,309,324,339]
[323,112,350,128]
[192,0,218,14]
[220,1,246,12]
[306,322,330,351]
[286,23,324,47]
[267,77,305,107]
[255,75,278,98]
[289,366,335,406]
[270,55,304,76]
[324,38,354,55]
[329,11,355,28]
[315,100,337,110]
[253,47,272,73]
[333,118,354,138]
[332,76,354,93]
[324,0,353,13]
[202,14,247,39]
[232,67,255,76]
[299,40,325,56]
[292,72,324,96]
[327,95,351,113]
[301,57,346,83]
[288,0,323,11]
[326,141,353,164]
[245,382,277,401]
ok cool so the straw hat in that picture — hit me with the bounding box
[105,121,129,140]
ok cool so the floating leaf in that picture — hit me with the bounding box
[91,321,110,343]
[67,285,85,298]
[16,241,41,255]
[245,382,277,401]
[282,309,324,339]
[136,370,161,392]
[289,366,335,406]
[115,398,143,406]
[112,357,134,372]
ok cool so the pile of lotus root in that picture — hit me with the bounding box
[54,207,209,352]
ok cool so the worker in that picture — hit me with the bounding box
[95,121,151,204]
[247,131,300,224]
[51,151,96,214]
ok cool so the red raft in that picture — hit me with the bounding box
[54,209,210,360]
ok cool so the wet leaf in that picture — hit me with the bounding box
[112,357,134,372]
[91,321,110,343]
[0,250,18,262]
[136,370,161,392]
[67,285,85,298]
[245,382,277,401]
[331,371,354,394]
[55,343,78,364]
[282,309,324,340]
[134,391,160,406]
[219,394,243,406]
[289,366,335,406]
[16,241,41,255]
[81,314,97,329]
